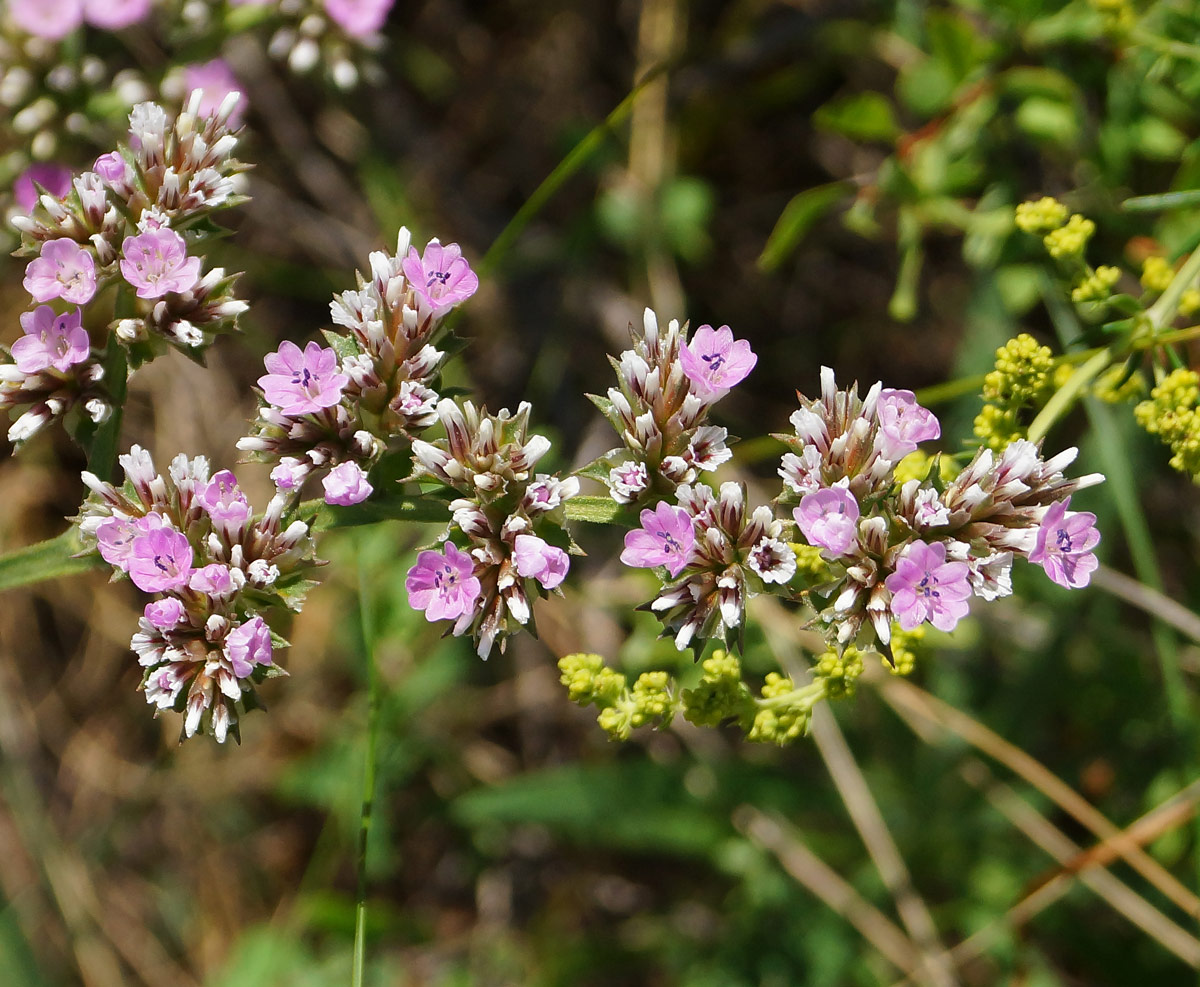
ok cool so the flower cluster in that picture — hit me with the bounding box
[406,399,580,657]
[3,96,247,448]
[1134,368,1200,479]
[972,334,1056,450]
[239,230,478,505]
[76,446,321,742]
[586,309,755,504]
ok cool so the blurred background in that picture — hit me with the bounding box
[3,0,1200,983]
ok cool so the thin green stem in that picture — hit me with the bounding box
[1025,347,1112,444]
[1147,243,1200,329]
[757,679,827,711]
[351,537,382,987]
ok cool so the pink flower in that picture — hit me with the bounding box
[183,58,247,129]
[620,502,695,577]
[127,524,194,593]
[271,456,309,490]
[23,239,97,305]
[9,0,84,40]
[513,534,570,589]
[225,616,273,678]
[189,563,235,597]
[13,163,73,211]
[83,0,151,29]
[144,598,185,629]
[322,461,373,505]
[402,240,479,314]
[96,516,138,568]
[876,389,940,461]
[1029,499,1100,589]
[119,228,202,298]
[258,340,349,415]
[406,543,481,621]
[608,461,649,504]
[679,324,757,400]
[92,152,130,187]
[794,485,859,556]
[323,0,393,37]
[197,470,251,527]
[885,540,972,632]
[12,306,90,374]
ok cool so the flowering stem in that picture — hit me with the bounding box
[1025,347,1112,444]
[351,536,382,987]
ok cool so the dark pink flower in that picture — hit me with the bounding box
[225,616,273,678]
[405,543,481,621]
[513,534,570,589]
[1029,498,1100,589]
[793,484,859,556]
[13,163,72,211]
[876,389,940,461]
[258,340,349,415]
[679,324,757,400]
[127,524,194,593]
[620,502,695,577]
[119,228,202,298]
[23,238,96,305]
[884,540,971,632]
[11,306,90,374]
[402,240,479,314]
[322,461,373,505]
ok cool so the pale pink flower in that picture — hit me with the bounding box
[323,0,393,37]
[127,524,193,593]
[620,502,695,577]
[1029,499,1100,589]
[144,597,185,629]
[513,534,570,589]
[23,239,97,305]
[258,340,349,415]
[183,58,247,129]
[11,306,90,374]
[225,616,273,678]
[885,540,972,632]
[197,470,251,526]
[189,563,236,597]
[406,543,481,621]
[322,461,373,505]
[794,484,859,556]
[92,152,130,187]
[84,0,152,29]
[876,389,940,461]
[402,240,479,314]
[119,228,202,298]
[608,461,649,504]
[271,456,309,491]
[13,163,72,211]
[9,0,84,39]
[679,324,757,400]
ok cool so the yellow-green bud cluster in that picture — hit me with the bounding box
[1141,256,1175,295]
[682,651,755,729]
[1181,290,1200,319]
[747,672,820,745]
[887,624,925,676]
[1015,197,1069,235]
[974,334,1055,450]
[559,652,625,706]
[1134,369,1200,478]
[1044,215,1095,260]
[1092,364,1146,405]
[559,654,678,740]
[1071,265,1121,303]
[791,543,831,581]
[1089,0,1135,32]
[813,645,864,700]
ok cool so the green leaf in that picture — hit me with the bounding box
[757,182,853,273]
[1015,97,1080,149]
[1122,189,1200,212]
[813,92,900,142]
[563,495,627,526]
[0,529,105,593]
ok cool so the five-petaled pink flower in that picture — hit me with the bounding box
[513,534,570,589]
[225,616,274,678]
[323,0,393,37]
[198,469,251,527]
[679,324,757,400]
[406,543,482,621]
[322,461,373,506]
[1029,498,1100,589]
[885,540,972,632]
[127,522,194,593]
[876,389,941,461]
[794,484,860,556]
[13,163,73,211]
[620,502,695,577]
[258,340,349,415]
[23,239,97,305]
[9,0,84,40]
[12,306,90,374]
[402,240,479,315]
[119,228,202,299]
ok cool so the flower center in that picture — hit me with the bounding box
[701,351,725,376]
[917,572,940,599]
[1055,527,1072,552]
[427,269,452,289]
[657,530,683,554]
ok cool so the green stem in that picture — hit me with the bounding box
[351,538,382,987]
[1146,243,1200,329]
[757,679,827,711]
[1025,347,1112,444]
[85,335,128,484]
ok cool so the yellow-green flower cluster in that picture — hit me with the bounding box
[1015,197,1069,235]
[974,334,1055,450]
[1044,215,1095,260]
[1181,290,1200,319]
[747,673,823,745]
[887,624,925,676]
[814,645,864,700]
[558,654,678,740]
[1072,265,1120,303]
[1141,256,1174,295]
[791,543,831,581]
[1134,369,1200,478]
[559,652,625,706]
[682,651,755,729]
